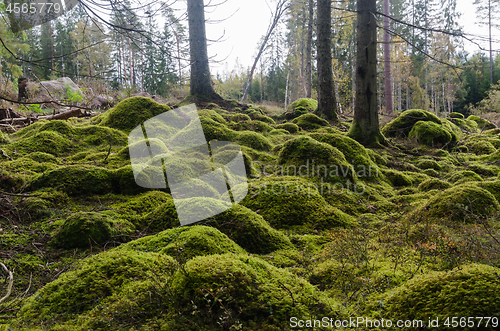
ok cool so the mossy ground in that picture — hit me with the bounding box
[2,103,500,330]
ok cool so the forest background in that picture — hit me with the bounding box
[0,0,499,118]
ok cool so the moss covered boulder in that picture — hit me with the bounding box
[236,131,273,151]
[285,98,318,119]
[118,225,246,261]
[237,178,356,232]
[370,264,500,329]
[11,130,73,156]
[98,96,172,132]
[276,122,300,133]
[446,170,483,184]
[449,112,464,119]
[168,253,340,329]
[415,183,499,222]
[50,212,134,249]
[382,109,441,137]
[417,178,452,192]
[467,115,496,131]
[408,121,456,147]
[291,113,329,131]
[466,140,497,155]
[277,136,355,183]
[16,250,179,329]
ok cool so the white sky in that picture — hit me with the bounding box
[203,0,496,74]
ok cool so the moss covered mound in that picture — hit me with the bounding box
[418,178,452,192]
[446,170,483,184]
[237,178,356,232]
[16,250,179,329]
[169,253,340,329]
[466,140,497,155]
[416,158,443,171]
[75,125,128,146]
[277,136,355,183]
[97,96,172,132]
[291,113,329,130]
[382,109,441,137]
[309,132,379,180]
[285,98,318,119]
[382,169,414,187]
[408,121,456,147]
[236,131,273,151]
[467,115,496,131]
[119,225,246,260]
[112,190,172,215]
[370,264,500,327]
[206,204,293,254]
[449,112,464,119]
[276,122,300,133]
[416,183,500,222]
[11,130,73,156]
[30,164,115,195]
[51,211,133,249]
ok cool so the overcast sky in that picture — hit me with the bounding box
[202,0,496,74]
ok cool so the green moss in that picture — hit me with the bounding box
[277,136,355,183]
[27,152,59,163]
[75,125,128,146]
[224,113,252,122]
[309,132,380,181]
[268,129,289,135]
[382,169,414,187]
[198,108,227,124]
[237,178,356,232]
[484,128,500,135]
[415,183,499,222]
[450,117,478,133]
[30,164,115,196]
[111,190,172,215]
[418,178,452,192]
[168,116,237,144]
[369,264,500,327]
[0,130,9,144]
[11,131,73,156]
[382,109,441,137]
[287,98,318,113]
[98,96,172,133]
[168,253,340,329]
[449,112,464,119]
[408,121,455,147]
[475,180,500,203]
[467,163,499,177]
[422,168,440,177]
[466,140,497,155]
[416,159,443,171]
[446,170,483,184]
[291,113,329,131]
[16,250,178,328]
[236,131,273,151]
[119,225,246,261]
[21,197,51,220]
[276,122,299,133]
[366,149,388,166]
[467,115,497,131]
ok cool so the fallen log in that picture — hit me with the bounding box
[0,108,85,125]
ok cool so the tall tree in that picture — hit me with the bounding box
[305,0,314,98]
[383,0,393,114]
[187,0,220,99]
[316,0,337,120]
[474,0,500,85]
[348,0,387,146]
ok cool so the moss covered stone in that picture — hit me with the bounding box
[415,183,499,222]
[382,109,441,138]
[51,212,134,249]
[276,122,300,133]
[98,96,172,133]
[467,115,496,131]
[11,130,73,156]
[236,131,273,151]
[112,190,172,215]
[408,121,455,147]
[237,178,356,232]
[168,253,340,329]
[75,125,128,146]
[416,158,443,171]
[119,225,246,261]
[370,264,500,326]
[277,136,355,183]
[16,249,179,328]
[466,140,497,155]
[285,98,318,119]
[382,169,414,187]
[291,113,329,131]
[446,170,483,184]
[475,180,500,203]
[449,112,464,119]
[309,132,380,181]
[417,178,452,192]
[30,164,115,195]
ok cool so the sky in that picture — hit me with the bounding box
[202,0,497,75]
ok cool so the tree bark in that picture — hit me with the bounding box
[305,0,314,98]
[347,0,387,146]
[187,0,219,99]
[316,0,337,120]
[383,0,393,115]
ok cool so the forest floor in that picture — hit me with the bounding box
[0,97,499,330]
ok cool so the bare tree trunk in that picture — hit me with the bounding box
[489,0,494,84]
[305,0,314,98]
[383,0,393,115]
[241,0,289,102]
[187,0,220,99]
[316,0,337,120]
[348,0,387,146]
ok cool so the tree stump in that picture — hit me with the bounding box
[18,77,28,102]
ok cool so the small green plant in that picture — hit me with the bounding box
[65,83,84,103]
[26,103,43,113]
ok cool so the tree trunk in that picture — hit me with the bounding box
[489,0,494,84]
[316,0,337,120]
[187,0,219,99]
[347,0,387,146]
[305,0,314,98]
[383,0,393,115]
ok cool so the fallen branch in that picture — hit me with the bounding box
[0,108,85,125]
[0,263,13,304]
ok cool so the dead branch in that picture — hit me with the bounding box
[0,263,13,304]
